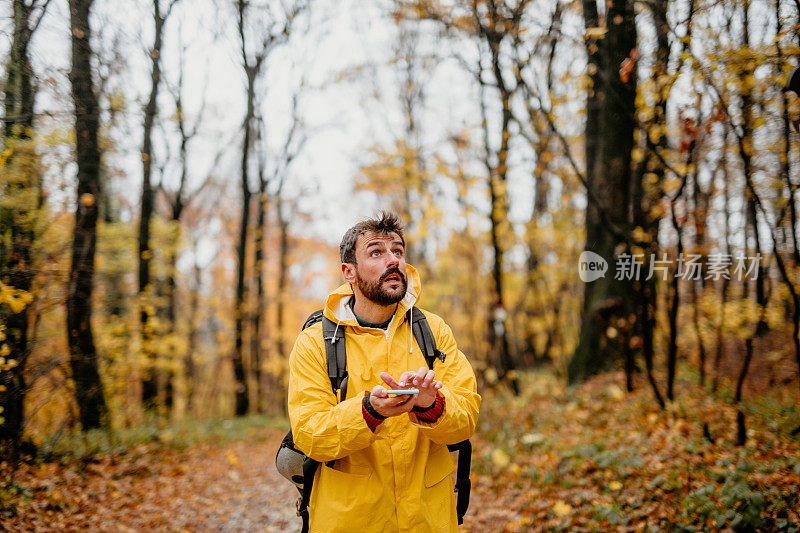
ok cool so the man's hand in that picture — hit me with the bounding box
[369,379,415,418]
[370,369,443,417]
[395,368,442,410]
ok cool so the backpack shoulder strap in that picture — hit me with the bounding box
[408,307,472,525]
[447,440,472,525]
[302,309,324,330]
[408,306,446,369]
[301,309,348,401]
[321,315,348,400]
[297,457,319,533]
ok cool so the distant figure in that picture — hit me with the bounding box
[287,212,481,532]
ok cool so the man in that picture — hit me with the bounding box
[288,212,481,533]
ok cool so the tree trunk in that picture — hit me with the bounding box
[776,0,800,404]
[139,0,169,409]
[276,198,288,364]
[185,245,200,413]
[473,10,519,394]
[713,125,732,393]
[569,0,638,383]
[232,40,256,415]
[739,1,767,335]
[67,0,107,430]
[3,1,36,139]
[164,203,182,413]
[0,0,39,462]
[250,177,267,414]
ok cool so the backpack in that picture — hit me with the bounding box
[276,306,473,533]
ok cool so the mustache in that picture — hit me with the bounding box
[380,267,406,283]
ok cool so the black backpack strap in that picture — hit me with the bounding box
[302,309,324,330]
[297,457,320,533]
[409,308,471,524]
[293,310,344,533]
[321,316,348,401]
[447,440,472,525]
[408,306,446,369]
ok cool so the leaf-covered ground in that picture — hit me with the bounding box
[1,428,296,532]
[466,371,800,532]
[2,370,799,532]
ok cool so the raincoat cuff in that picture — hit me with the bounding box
[409,388,450,428]
[362,391,386,431]
[412,391,445,422]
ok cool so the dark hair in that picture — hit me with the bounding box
[340,211,405,264]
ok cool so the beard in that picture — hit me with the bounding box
[355,266,407,306]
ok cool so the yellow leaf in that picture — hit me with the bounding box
[606,384,625,400]
[609,480,623,490]
[585,26,607,39]
[7,297,26,314]
[226,450,240,467]
[491,449,510,469]
[553,501,572,517]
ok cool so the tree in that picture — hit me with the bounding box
[67,0,108,429]
[139,0,179,410]
[0,0,50,462]
[396,0,525,393]
[567,0,639,384]
[233,0,305,416]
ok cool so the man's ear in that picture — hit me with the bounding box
[342,262,356,284]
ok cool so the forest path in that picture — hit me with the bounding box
[5,429,297,532]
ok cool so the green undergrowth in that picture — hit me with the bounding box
[27,414,288,463]
[680,364,800,439]
[471,369,800,531]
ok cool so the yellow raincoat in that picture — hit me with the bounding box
[288,265,481,533]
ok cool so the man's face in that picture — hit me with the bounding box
[343,231,407,306]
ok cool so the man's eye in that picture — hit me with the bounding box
[371,250,381,257]
[393,250,403,257]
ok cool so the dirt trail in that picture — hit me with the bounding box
[5,430,297,532]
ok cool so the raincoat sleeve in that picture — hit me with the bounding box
[288,329,377,462]
[410,319,481,445]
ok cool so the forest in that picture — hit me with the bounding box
[2,0,800,530]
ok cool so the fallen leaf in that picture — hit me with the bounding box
[491,449,510,469]
[553,500,572,517]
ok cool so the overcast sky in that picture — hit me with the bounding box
[1,0,494,245]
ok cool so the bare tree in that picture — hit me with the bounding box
[396,0,526,393]
[138,0,179,410]
[66,0,108,430]
[233,0,306,415]
[156,30,219,414]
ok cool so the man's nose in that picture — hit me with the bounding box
[386,252,399,267]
